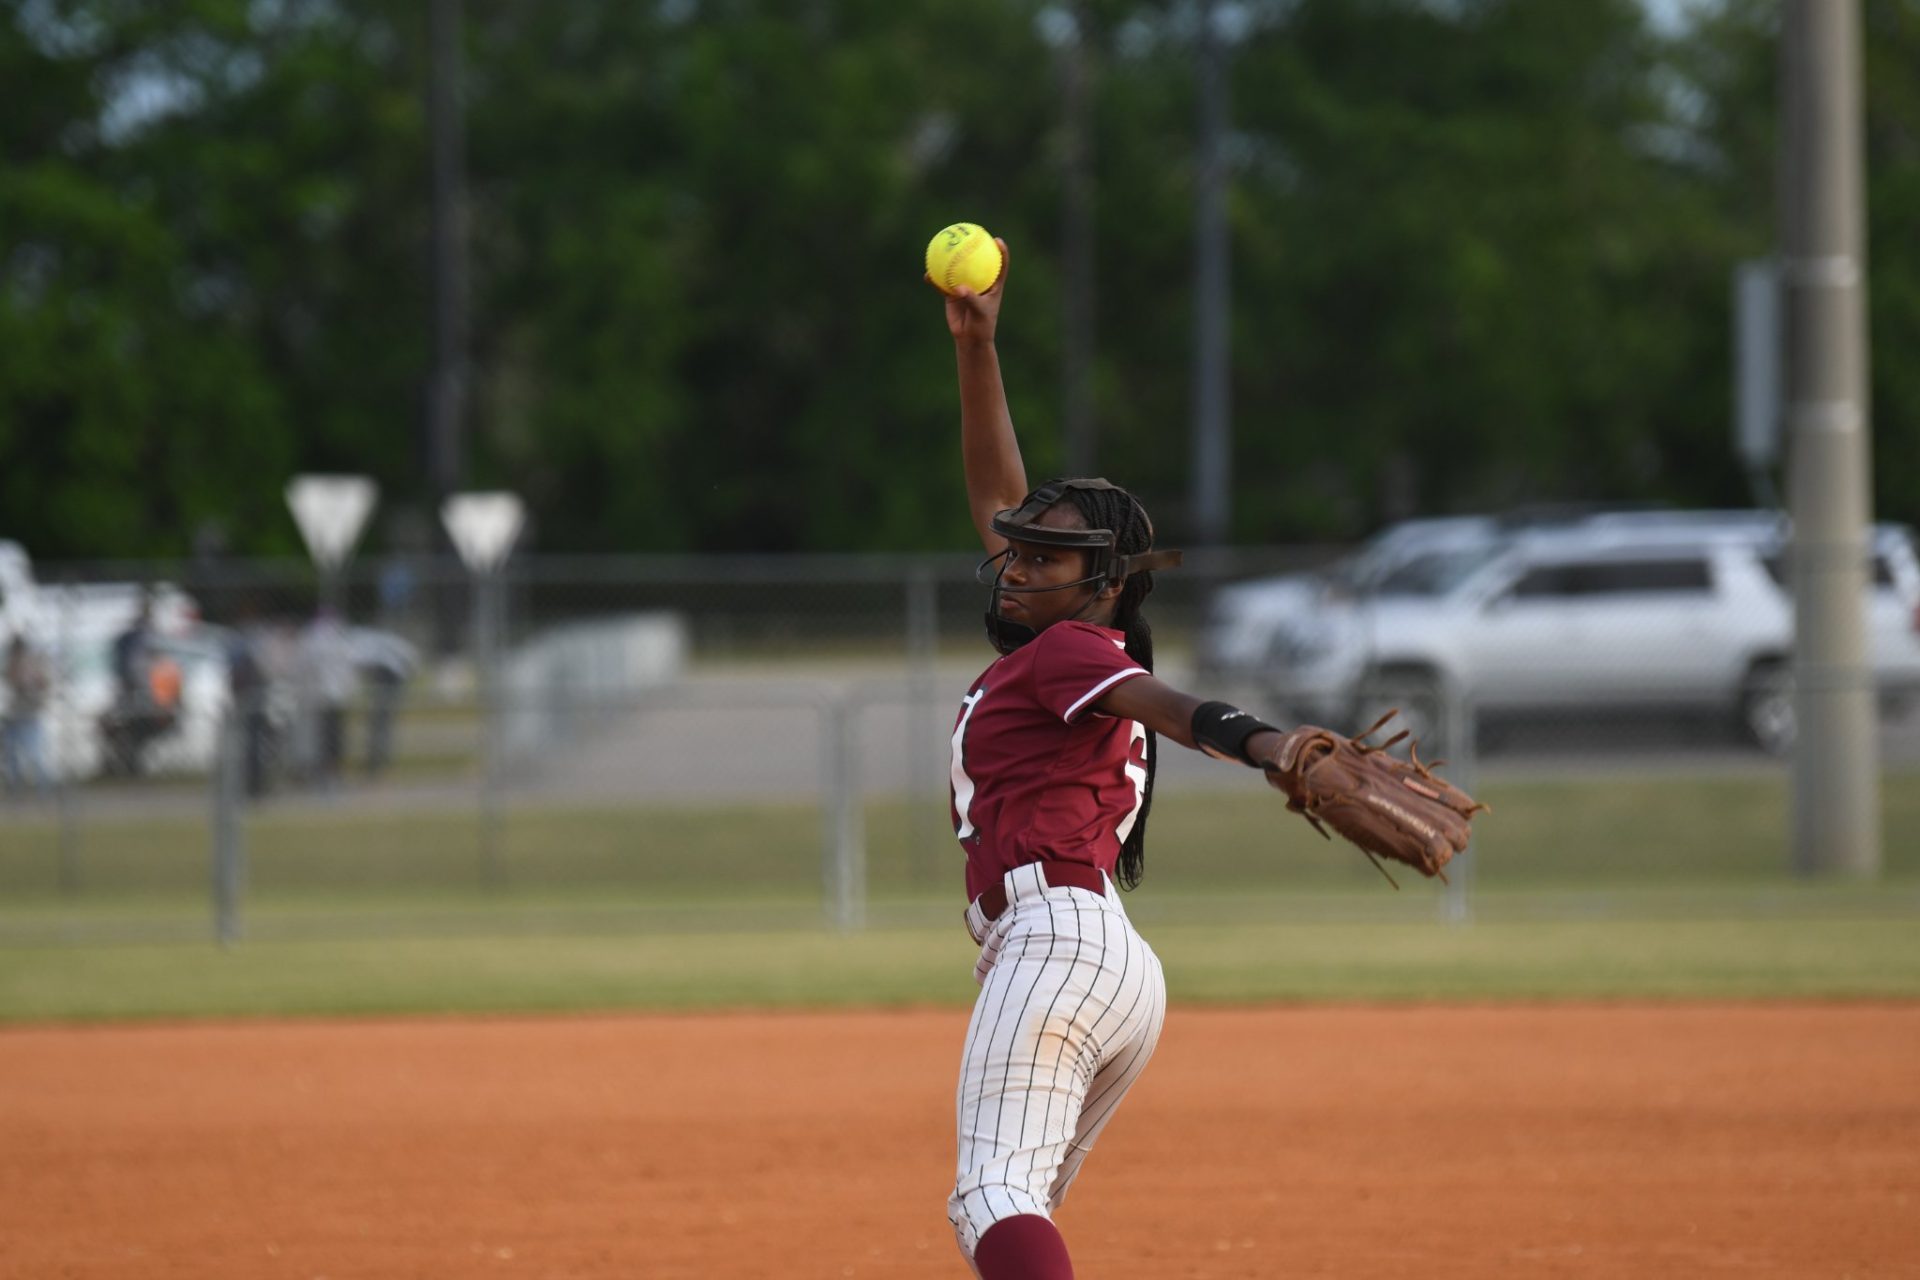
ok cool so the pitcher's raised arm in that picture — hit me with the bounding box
[932,237,1026,553]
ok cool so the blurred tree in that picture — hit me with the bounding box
[1859,0,1920,529]
[2,0,1915,557]
[467,0,1073,552]
[1208,0,1757,538]
[0,2,289,556]
[0,0,428,558]
[1675,0,1920,531]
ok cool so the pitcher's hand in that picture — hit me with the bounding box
[932,238,1008,346]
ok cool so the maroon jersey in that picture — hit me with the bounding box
[950,620,1151,902]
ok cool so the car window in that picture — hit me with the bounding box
[1577,558,1713,595]
[1323,558,1367,592]
[1510,565,1577,599]
[1509,558,1712,599]
[1373,546,1504,597]
[1760,553,1896,590]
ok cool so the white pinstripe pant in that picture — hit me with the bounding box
[948,863,1168,1266]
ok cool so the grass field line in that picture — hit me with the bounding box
[3,913,1919,1024]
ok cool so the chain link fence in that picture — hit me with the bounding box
[3,539,1916,944]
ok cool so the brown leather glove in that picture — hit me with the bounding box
[1264,711,1488,885]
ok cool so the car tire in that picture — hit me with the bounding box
[1740,661,1796,755]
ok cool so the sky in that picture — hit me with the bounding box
[1641,0,1714,36]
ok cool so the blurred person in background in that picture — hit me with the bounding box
[300,607,355,790]
[225,611,273,798]
[377,556,417,628]
[110,594,152,707]
[102,593,177,775]
[2,634,53,797]
[356,628,418,778]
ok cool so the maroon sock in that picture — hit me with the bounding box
[973,1214,1074,1280]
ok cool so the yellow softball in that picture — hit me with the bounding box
[925,222,1003,296]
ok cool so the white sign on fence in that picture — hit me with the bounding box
[285,474,378,570]
[441,491,526,574]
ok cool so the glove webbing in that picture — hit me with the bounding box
[1282,709,1448,890]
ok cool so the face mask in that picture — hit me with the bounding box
[977,479,1182,654]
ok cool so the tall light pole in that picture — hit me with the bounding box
[1039,4,1098,478]
[1060,2,1096,478]
[1189,0,1233,545]
[427,0,469,512]
[1781,0,1879,875]
[427,0,470,656]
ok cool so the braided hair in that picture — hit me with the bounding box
[1060,479,1160,891]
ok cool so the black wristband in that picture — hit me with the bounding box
[1190,701,1278,767]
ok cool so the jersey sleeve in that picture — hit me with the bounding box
[1030,622,1148,723]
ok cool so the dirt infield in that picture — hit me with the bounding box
[2,1005,1916,1278]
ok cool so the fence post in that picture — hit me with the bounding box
[1439,683,1477,925]
[55,579,82,895]
[820,696,866,931]
[475,566,504,889]
[55,765,81,896]
[211,708,246,946]
[906,565,941,882]
[441,493,527,887]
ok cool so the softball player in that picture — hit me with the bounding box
[936,240,1297,1279]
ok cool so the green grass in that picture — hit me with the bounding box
[1,771,1916,1020]
[2,915,1916,1024]
[1149,769,1920,888]
[3,770,1916,903]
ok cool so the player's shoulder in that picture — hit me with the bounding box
[1026,621,1138,678]
[1036,621,1136,667]
[1037,620,1127,648]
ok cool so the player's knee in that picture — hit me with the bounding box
[947,1186,978,1264]
[949,1182,1049,1263]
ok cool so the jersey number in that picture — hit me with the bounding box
[1116,721,1148,844]
[950,687,987,839]
[949,687,1149,848]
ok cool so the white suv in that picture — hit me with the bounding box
[1257,514,1920,753]
[1198,514,1540,685]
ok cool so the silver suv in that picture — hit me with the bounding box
[1196,516,1505,683]
[1247,513,1920,753]
[1195,508,1656,684]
